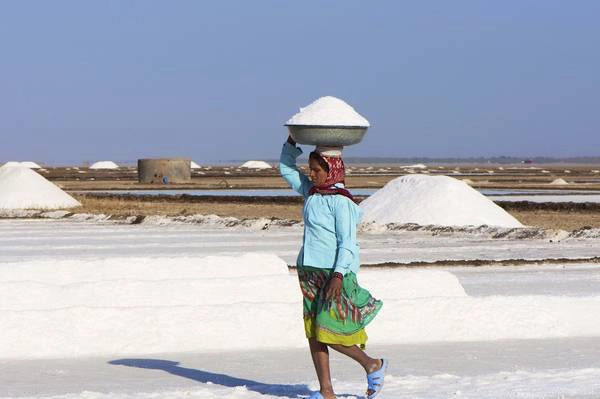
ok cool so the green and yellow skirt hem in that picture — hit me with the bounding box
[304,317,368,349]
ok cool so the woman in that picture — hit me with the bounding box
[279,136,387,399]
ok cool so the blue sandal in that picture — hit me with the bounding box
[366,358,388,399]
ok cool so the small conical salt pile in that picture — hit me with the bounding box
[0,165,81,210]
[360,175,523,228]
[286,96,370,127]
[240,160,272,169]
[90,161,119,169]
[550,178,568,185]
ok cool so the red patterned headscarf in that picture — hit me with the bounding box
[308,153,354,201]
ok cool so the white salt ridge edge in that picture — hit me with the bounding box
[360,174,523,228]
[90,161,119,169]
[0,165,81,210]
[240,160,272,169]
[190,161,201,169]
[20,161,41,168]
[286,96,370,127]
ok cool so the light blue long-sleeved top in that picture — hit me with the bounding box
[279,142,362,276]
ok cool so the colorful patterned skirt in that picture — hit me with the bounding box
[297,266,382,348]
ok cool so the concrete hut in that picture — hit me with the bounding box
[138,158,191,184]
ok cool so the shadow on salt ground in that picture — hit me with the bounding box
[110,358,343,398]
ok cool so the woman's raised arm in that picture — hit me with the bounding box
[279,136,312,198]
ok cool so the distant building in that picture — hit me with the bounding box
[138,158,191,184]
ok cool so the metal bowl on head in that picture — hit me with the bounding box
[285,125,368,146]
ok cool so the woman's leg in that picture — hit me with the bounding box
[308,337,336,399]
[329,343,383,396]
[328,343,382,373]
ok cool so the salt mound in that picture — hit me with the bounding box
[401,164,427,169]
[550,178,568,185]
[2,161,20,167]
[360,174,523,228]
[190,161,201,169]
[20,161,41,168]
[240,160,272,169]
[90,161,119,169]
[360,269,467,299]
[0,165,81,210]
[286,96,370,127]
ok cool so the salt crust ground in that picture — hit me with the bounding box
[4,209,600,242]
[2,218,600,266]
[3,339,600,398]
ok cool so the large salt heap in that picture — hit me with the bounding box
[550,178,569,185]
[0,165,81,210]
[240,160,272,169]
[360,174,523,228]
[90,161,119,170]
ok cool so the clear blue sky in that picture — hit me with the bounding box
[1,1,599,164]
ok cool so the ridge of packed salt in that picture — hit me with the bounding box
[2,252,600,359]
[190,161,201,169]
[0,165,81,210]
[360,174,523,228]
[286,96,370,127]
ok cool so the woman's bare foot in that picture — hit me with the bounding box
[320,387,336,399]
